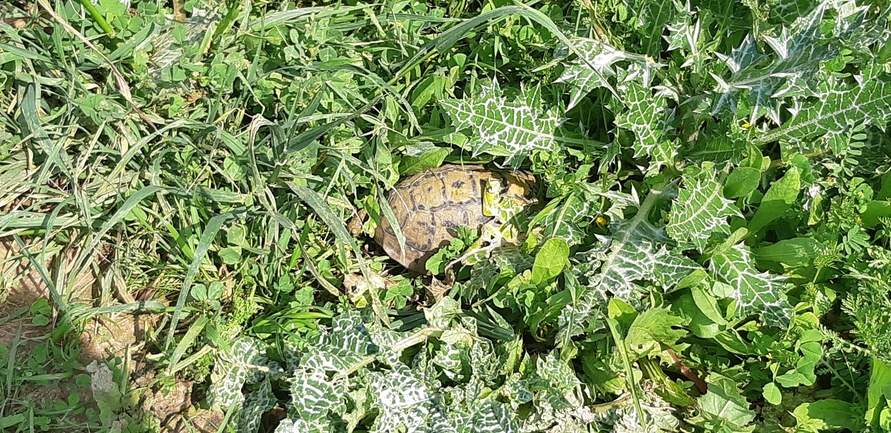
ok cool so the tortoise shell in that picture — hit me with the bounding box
[374,164,536,273]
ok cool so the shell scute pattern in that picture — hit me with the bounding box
[374,164,535,273]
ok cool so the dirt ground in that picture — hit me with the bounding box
[0,239,224,432]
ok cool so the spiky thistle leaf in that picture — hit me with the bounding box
[667,165,742,251]
[440,80,566,168]
[555,38,653,110]
[615,80,676,171]
[711,4,838,122]
[754,68,891,147]
[710,243,792,328]
[580,219,700,302]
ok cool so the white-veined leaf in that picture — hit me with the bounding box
[238,379,278,433]
[615,80,676,171]
[208,336,273,409]
[667,166,741,251]
[456,401,518,433]
[754,68,891,147]
[368,367,450,433]
[554,38,653,110]
[440,79,566,168]
[290,367,342,422]
[580,220,700,302]
[712,5,836,122]
[273,418,323,433]
[710,243,792,328]
[538,193,595,247]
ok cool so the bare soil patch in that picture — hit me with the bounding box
[0,239,217,431]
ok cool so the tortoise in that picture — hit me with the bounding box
[374,164,536,273]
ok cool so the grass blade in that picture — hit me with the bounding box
[164,210,242,350]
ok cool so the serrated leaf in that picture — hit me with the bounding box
[625,0,689,56]
[626,307,687,354]
[555,38,644,110]
[615,80,676,171]
[754,70,891,146]
[667,167,742,251]
[581,219,700,301]
[537,192,595,246]
[710,243,792,328]
[712,5,837,122]
[440,79,566,168]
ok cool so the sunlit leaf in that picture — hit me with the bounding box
[710,243,792,328]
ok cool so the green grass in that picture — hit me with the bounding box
[2,0,891,431]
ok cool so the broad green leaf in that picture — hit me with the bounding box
[723,167,761,198]
[672,291,720,338]
[218,246,242,265]
[696,374,756,429]
[861,200,891,228]
[667,166,741,251]
[774,334,821,387]
[608,298,639,334]
[710,243,792,328]
[747,167,800,234]
[762,382,782,405]
[868,356,891,428]
[691,284,728,326]
[399,148,449,175]
[626,307,687,355]
[793,399,865,432]
[752,237,822,268]
[531,237,569,285]
[877,172,891,200]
